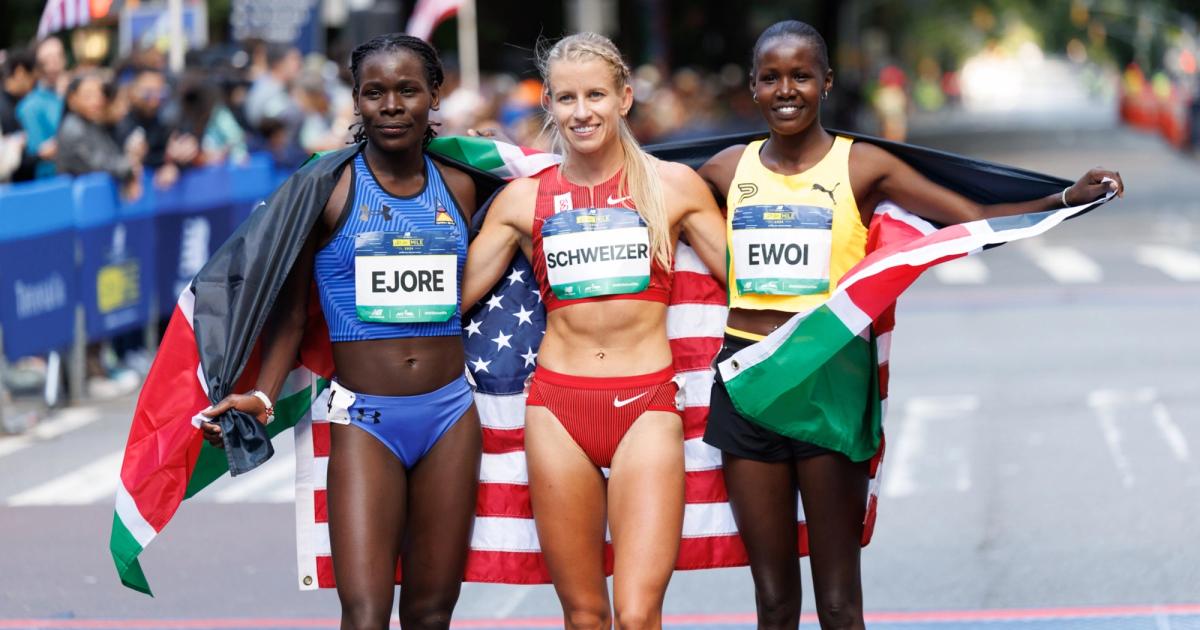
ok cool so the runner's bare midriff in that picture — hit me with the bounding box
[727,306,796,338]
[332,336,465,396]
[538,299,672,377]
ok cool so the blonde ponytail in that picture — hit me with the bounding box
[537,32,672,270]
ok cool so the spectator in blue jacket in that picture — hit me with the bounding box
[16,37,68,178]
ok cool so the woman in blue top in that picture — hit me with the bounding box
[200,34,480,629]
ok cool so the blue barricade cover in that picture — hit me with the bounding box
[73,174,156,340]
[0,177,78,359]
[71,173,119,229]
[0,176,75,242]
[231,153,274,204]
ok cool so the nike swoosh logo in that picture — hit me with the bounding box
[606,194,633,206]
[612,392,648,408]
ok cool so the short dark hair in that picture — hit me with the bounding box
[265,43,297,68]
[752,20,829,74]
[2,49,35,78]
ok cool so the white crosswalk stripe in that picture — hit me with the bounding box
[1022,244,1103,283]
[932,256,989,284]
[1135,245,1200,281]
[7,450,123,506]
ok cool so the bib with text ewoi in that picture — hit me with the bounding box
[731,204,833,295]
[541,207,652,300]
[354,231,459,323]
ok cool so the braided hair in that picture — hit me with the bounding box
[752,20,829,74]
[348,33,444,146]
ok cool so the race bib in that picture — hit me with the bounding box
[354,231,458,323]
[731,204,833,295]
[541,207,652,300]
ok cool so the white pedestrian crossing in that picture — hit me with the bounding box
[1022,244,1103,283]
[1134,245,1200,281]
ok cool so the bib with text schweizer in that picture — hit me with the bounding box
[354,231,458,323]
[731,204,833,295]
[541,207,652,300]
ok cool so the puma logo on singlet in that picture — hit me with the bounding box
[736,183,758,204]
[811,182,839,205]
[359,204,394,222]
[613,392,648,408]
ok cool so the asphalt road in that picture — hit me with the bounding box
[1,122,1198,628]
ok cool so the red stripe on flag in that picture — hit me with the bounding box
[314,489,328,523]
[476,483,532,518]
[315,556,335,588]
[312,422,330,458]
[670,270,725,305]
[120,306,210,532]
[670,338,722,375]
[465,549,552,584]
[676,533,746,569]
[682,406,709,440]
[684,469,727,504]
[482,427,524,454]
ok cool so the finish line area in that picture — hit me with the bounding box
[5,605,1200,629]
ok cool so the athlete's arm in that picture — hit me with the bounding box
[462,177,536,310]
[199,228,319,445]
[850,142,1124,226]
[695,144,745,212]
[664,161,728,287]
[200,169,351,446]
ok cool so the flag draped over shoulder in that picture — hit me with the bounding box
[111,132,1111,595]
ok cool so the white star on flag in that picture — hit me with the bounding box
[507,269,525,285]
[512,305,534,326]
[491,330,513,350]
[469,357,491,373]
[486,294,505,311]
[464,319,483,337]
[521,348,538,367]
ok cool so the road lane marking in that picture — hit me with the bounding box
[1135,245,1200,281]
[0,407,101,459]
[884,395,979,498]
[932,256,989,284]
[1024,244,1102,283]
[1151,400,1190,463]
[1087,388,1146,488]
[6,450,122,506]
[212,454,295,503]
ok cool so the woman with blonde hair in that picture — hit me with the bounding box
[463,32,727,630]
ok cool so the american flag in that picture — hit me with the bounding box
[37,0,114,39]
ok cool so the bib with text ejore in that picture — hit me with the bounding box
[731,204,833,295]
[354,231,458,323]
[541,207,652,300]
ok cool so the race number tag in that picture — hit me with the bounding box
[541,207,652,300]
[354,231,458,323]
[731,204,833,295]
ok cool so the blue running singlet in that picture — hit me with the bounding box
[315,151,468,342]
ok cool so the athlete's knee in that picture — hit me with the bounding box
[613,602,662,630]
[339,598,394,630]
[562,604,610,630]
[754,585,801,628]
[814,593,864,630]
[399,592,460,630]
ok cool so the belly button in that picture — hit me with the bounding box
[406,358,418,367]
[595,351,605,360]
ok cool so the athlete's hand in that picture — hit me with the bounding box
[1064,168,1124,206]
[198,394,269,447]
[467,127,515,144]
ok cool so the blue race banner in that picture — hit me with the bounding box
[154,165,235,317]
[74,174,157,340]
[0,177,78,360]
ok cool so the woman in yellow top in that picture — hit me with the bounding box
[698,20,1124,629]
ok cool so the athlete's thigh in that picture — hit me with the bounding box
[400,405,482,610]
[524,405,610,606]
[327,422,408,601]
[721,453,801,591]
[793,453,869,601]
[608,410,685,604]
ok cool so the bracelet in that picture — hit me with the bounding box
[248,389,275,423]
[1060,187,1070,208]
